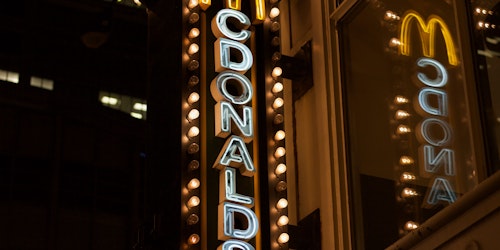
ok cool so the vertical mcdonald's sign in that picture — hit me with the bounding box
[398,10,460,208]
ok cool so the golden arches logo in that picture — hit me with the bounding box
[399,11,459,66]
[199,0,266,23]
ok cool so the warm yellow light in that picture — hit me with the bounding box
[187,126,200,138]
[187,196,200,208]
[275,163,287,175]
[401,188,418,198]
[401,172,416,182]
[276,198,288,209]
[274,130,285,141]
[188,233,200,245]
[101,96,119,105]
[277,215,289,226]
[395,110,410,120]
[277,233,289,244]
[133,0,142,6]
[130,112,143,119]
[188,43,199,55]
[269,7,280,19]
[404,221,419,230]
[396,125,411,135]
[274,147,286,158]
[272,67,282,78]
[187,178,200,190]
[187,92,200,104]
[394,95,409,104]
[188,28,200,39]
[187,0,198,9]
[187,109,200,121]
[399,11,458,66]
[200,0,211,10]
[389,38,401,47]
[272,82,283,93]
[133,102,147,111]
[400,156,414,165]
[273,98,284,109]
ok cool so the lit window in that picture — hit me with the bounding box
[0,69,19,84]
[30,76,54,90]
[99,90,147,120]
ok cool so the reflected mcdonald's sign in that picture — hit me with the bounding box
[399,11,459,66]
[198,0,266,22]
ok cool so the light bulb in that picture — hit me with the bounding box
[188,28,200,39]
[396,125,411,135]
[272,82,283,93]
[187,0,198,9]
[389,38,401,47]
[275,181,287,192]
[277,233,289,244]
[275,163,287,175]
[187,178,200,190]
[276,198,288,209]
[274,130,285,141]
[187,143,199,154]
[272,67,283,78]
[400,156,414,165]
[270,21,281,32]
[404,221,419,230]
[188,43,199,55]
[277,215,289,226]
[394,95,409,104]
[188,60,199,70]
[274,147,286,158]
[187,214,199,225]
[269,7,280,19]
[187,196,200,208]
[189,160,200,170]
[401,172,416,182]
[187,126,200,138]
[395,110,410,120]
[401,188,418,198]
[188,233,200,245]
[273,98,284,109]
[187,109,200,121]
[187,92,200,104]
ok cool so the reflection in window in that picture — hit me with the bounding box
[0,69,19,84]
[99,90,147,120]
[30,76,54,91]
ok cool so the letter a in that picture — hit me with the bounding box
[213,135,255,177]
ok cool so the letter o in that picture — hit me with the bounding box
[418,118,452,146]
[211,71,253,105]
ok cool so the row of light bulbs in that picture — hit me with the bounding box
[267,1,290,247]
[184,0,202,247]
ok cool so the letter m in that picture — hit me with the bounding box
[399,11,458,66]
[199,0,266,23]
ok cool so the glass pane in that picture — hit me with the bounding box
[470,1,500,173]
[338,0,480,248]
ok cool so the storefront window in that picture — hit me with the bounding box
[337,0,482,248]
[470,0,500,174]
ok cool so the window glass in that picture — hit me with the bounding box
[337,0,480,248]
[470,0,500,174]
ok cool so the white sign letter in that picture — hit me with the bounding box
[213,135,255,177]
[218,202,259,241]
[215,38,253,73]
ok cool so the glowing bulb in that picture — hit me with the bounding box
[187,178,200,190]
[188,43,199,55]
[272,82,283,93]
[277,233,289,244]
[277,215,289,226]
[394,95,409,104]
[274,147,286,158]
[272,67,283,78]
[400,156,414,165]
[270,7,280,19]
[187,0,198,9]
[401,172,416,182]
[187,126,200,138]
[188,233,200,245]
[404,221,419,230]
[395,110,410,120]
[187,92,200,104]
[133,0,142,6]
[274,130,285,141]
[396,125,411,135]
[187,109,200,121]
[275,163,287,175]
[389,38,401,47]
[273,98,284,109]
[188,28,200,39]
[401,188,418,198]
[276,198,288,209]
[187,196,200,208]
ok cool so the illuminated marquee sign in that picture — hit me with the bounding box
[398,11,459,207]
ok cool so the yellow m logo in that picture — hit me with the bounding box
[199,0,266,23]
[399,11,459,66]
